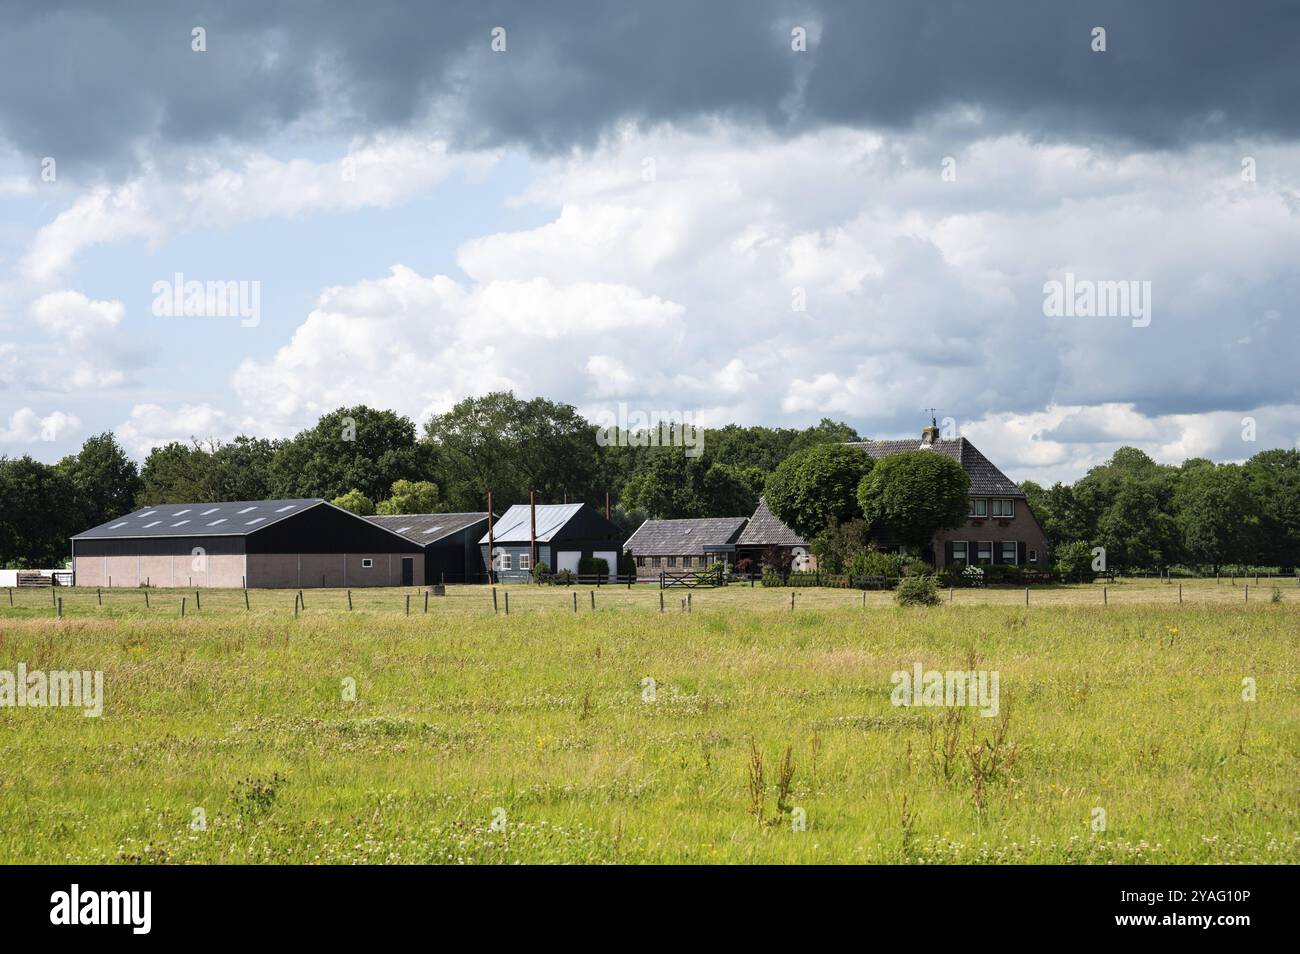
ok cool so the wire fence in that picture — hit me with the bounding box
[3,574,1297,621]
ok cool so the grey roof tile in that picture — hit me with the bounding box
[845,438,1023,497]
[624,517,748,556]
[736,498,807,547]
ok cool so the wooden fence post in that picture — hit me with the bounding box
[97,587,102,606]
[590,590,595,610]
[298,589,305,609]
[790,591,795,610]
[424,591,429,613]
[492,587,498,613]
[572,592,577,613]
[195,590,201,611]
[405,594,410,616]
[180,596,186,618]
[1178,584,1182,604]
[1025,587,1029,607]
[1103,586,1108,606]
[687,592,692,613]
[347,590,353,611]
[56,597,62,619]
[504,591,510,615]
[659,592,664,613]
[243,589,250,611]
[144,590,149,608]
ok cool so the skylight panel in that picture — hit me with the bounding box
[207,518,226,526]
[200,507,219,515]
[173,509,191,516]
[395,526,412,534]
[422,526,444,535]
[246,517,266,525]
[275,505,296,512]
[143,521,161,528]
[171,520,190,527]
[138,510,157,518]
[238,506,257,514]
[109,521,128,529]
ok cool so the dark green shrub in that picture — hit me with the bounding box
[578,556,610,577]
[895,574,940,606]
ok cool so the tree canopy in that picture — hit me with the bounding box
[856,450,970,552]
[763,444,873,539]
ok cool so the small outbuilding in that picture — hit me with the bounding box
[735,497,816,572]
[365,512,492,585]
[479,503,626,582]
[71,498,423,588]
[623,517,749,581]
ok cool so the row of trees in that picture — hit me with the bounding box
[0,393,862,567]
[5,392,1299,573]
[1021,447,1300,574]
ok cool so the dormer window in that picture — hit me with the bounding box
[991,499,1015,518]
[969,498,987,517]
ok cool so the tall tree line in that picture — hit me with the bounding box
[4,394,1300,571]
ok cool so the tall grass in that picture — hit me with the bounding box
[0,583,1296,863]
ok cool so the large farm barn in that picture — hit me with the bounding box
[71,498,424,588]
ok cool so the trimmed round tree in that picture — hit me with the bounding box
[763,444,873,540]
[856,451,970,554]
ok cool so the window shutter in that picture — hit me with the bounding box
[1018,542,1026,565]
[945,541,954,566]
[991,541,1001,565]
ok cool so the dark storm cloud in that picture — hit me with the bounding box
[3,0,1298,172]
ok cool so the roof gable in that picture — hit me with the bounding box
[845,438,1022,497]
[736,498,807,547]
[366,512,490,545]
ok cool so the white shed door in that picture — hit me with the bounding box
[556,551,581,573]
[593,551,617,580]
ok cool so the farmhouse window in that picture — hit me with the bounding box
[952,542,968,563]
[519,553,530,570]
[636,556,645,567]
[1028,548,1038,563]
[977,541,993,564]
[991,499,1014,518]
[970,498,987,517]
[683,555,692,567]
[1001,542,1018,564]
[652,556,661,568]
[667,556,677,567]
[501,553,512,570]
[361,558,373,568]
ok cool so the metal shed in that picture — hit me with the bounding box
[71,498,424,588]
[478,502,626,582]
[365,512,492,585]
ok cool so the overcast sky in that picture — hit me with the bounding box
[1,0,1298,484]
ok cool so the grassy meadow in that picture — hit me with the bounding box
[0,578,1297,864]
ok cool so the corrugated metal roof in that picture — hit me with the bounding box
[736,498,807,547]
[72,498,324,539]
[624,517,749,556]
[845,438,1023,496]
[478,503,583,544]
[366,512,490,545]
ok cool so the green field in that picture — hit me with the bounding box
[1,579,1297,864]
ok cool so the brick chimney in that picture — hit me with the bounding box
[920,418,940,447]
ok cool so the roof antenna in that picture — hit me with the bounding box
[922,407,938,427]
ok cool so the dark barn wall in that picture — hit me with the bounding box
[246,504,422,554]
